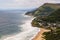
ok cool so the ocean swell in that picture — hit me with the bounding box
[2,14,40,40]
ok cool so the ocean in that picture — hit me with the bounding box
[0,10,40,40]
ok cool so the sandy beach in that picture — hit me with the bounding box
[32,28,50,40]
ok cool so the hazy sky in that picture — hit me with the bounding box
[0,0,60,9]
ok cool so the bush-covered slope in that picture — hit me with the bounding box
[30,3,60,28]
[26,3,60,17]
[27,3,60,40]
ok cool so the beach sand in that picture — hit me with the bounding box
[32,28,50,40]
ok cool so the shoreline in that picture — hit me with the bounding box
[1,14,40,40]
[32,28,50,40]
[30,28,40,40]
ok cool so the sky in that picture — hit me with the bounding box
[0,0,60,9]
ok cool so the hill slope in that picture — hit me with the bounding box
[26,3,60,17]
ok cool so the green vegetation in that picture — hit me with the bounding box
[41,9,60,23]
[43,28,60,40]
[31,18,40,27]
[34,6,55,16]
[26,3,60,40]
[26,3,60,17]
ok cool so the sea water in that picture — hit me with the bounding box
[0,10,40,40]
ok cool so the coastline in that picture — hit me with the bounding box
[25,13,50,40]
[24,14,41,40]
[30,28,40,40]
[32,28,50,40]
[1,14,40,40]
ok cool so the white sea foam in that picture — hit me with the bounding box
[2,14,40,40]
